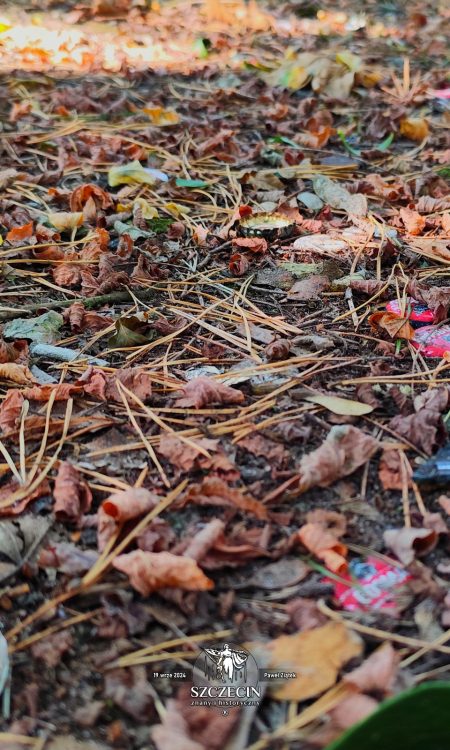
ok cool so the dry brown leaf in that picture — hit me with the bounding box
[182,519,225,561]
[407,280,450,323]
[102,487,160,521]
[70,183,113,212]
[176,376,245,408]
[383,527,438,565]
[181,477,268,520]
[0,339,28,364]
[288,275,330,300]
[53,461,92,524]
[158,434,220,472]
[400,207,426,235]
[0,478,50,516]
[63,302,113,332]
[298,425,380,492]
[368,311,415,340]
[0,362,37,386]
[79,366,153,403]
[232,236,268,253]
[152,685,240,750]
[113,550,214,594]
[343,642,400,693]
[293,234,348,254]
[21,383,82,401]
[389,407,446,455]
[378,449,411,491]
[264,622,362,701]
[38,542,99,575]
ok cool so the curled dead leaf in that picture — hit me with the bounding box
[298,425,380,492]
[297,522,348,574]
[53,462,92,524]
[113,550,214,594]
[344,642,400,693]
[0,363,37,386]
[102,488,160,522]
[384,527,438,565]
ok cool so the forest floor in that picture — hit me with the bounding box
[0,0,449,748]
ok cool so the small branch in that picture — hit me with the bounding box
[0,288,159,322]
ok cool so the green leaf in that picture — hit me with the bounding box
[377,132,395,151]
[193,38,210,59]
[108,316,153,348]
[108,160,168,187]
[325,682,450,750]
[175,178,209,189]
[337,130,361,157]
[268,135,302,149]
[3,311,63,344]
[147,217,174,234]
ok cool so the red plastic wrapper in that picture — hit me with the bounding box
[385,298,435,327]
[326,557,411,612]
[412,325,450,358]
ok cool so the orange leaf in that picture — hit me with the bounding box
[399,207,426,235]
[368,311,415,339]
[6,222,33,242]
[297,522,348,574]
[0,363,37,386]
[262,622,362,701]
[113,550,214,594]
[70,183,113,212]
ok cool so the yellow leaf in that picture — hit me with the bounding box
[399,117,429,142]
[143,106,180,126]
[285,65,309,90]
[164,202,191,217]
[133,198,158,220]
[48,212,83,231]
[336,51,361,72]
[305,394,373,416]
[108,160,168,188]
[0,363,38,386]
[263,622,363,701]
